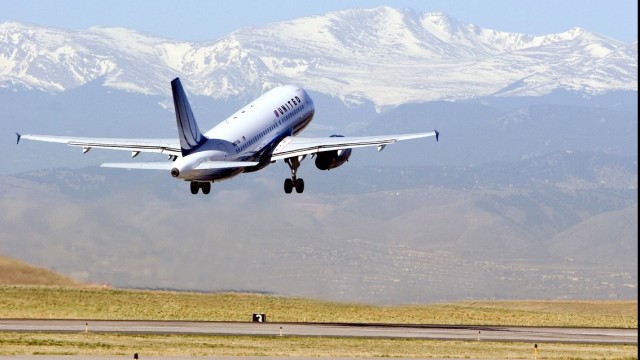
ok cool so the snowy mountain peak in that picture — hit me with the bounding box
[0,7,636,106]
[421,11,463,33]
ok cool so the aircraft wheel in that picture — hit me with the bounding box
[294,178,304,193]
[201,182,211,195]
[284,178,293,194]
[190,181,199,194]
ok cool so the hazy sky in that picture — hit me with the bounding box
[1,0,637,43]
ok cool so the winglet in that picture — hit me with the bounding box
[434,130,439,142]
[171,77,206,156]
[16,132,21,144]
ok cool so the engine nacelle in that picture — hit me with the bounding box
[315,148,352,170]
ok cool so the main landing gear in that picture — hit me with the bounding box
[190,181,211,195]
[284,157,304,194]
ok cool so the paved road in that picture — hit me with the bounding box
[0,319,636,344]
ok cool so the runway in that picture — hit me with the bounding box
[0,319,636,344]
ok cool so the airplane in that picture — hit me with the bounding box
[16,77,439,195]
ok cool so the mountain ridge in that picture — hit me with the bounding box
[1,7,636,107]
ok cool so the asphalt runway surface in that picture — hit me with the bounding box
[0,319,636,344]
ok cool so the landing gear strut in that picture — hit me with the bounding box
[190,181,211,195]
[284,157,304,194]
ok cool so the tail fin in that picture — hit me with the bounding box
[171,77,206,156]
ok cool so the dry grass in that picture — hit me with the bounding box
[456,300,638,318]
[0,256,79,286]
[0,332,637,359]
[0,286,637,329]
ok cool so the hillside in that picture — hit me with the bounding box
[1,151,636,304]
[0,255,79,286]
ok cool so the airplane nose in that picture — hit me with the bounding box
[171,168,180,177]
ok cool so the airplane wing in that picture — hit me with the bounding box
[17,133,260,171]
[16,133,181,157]
[270,130,439,161]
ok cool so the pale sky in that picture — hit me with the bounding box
[1,0,637,43]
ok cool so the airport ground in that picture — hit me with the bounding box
[0,286,637,359]
[0,331,637,359]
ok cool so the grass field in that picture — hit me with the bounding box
[0,286,636,327]
[0,286,637,359]
[0,332,638,359]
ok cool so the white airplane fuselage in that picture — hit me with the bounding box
[171,85,314,182]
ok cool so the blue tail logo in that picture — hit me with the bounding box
[171,78,206,156]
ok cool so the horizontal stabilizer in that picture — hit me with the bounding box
[195,160,259,170]
[101,162,175,170]
[101,160,260,171]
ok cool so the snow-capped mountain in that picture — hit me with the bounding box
[0,6,637,107]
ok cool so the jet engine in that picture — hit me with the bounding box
[315,135,352,170]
